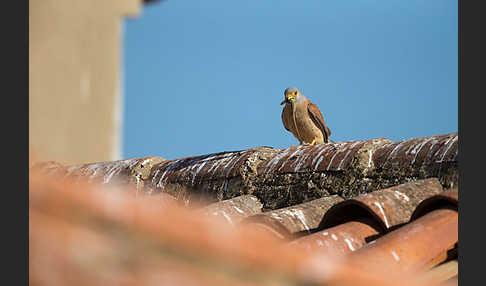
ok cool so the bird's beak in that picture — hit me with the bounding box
[281,95,293,105]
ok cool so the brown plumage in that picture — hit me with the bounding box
[280,87,332,146]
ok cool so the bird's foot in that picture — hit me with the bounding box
[305,139,317,146]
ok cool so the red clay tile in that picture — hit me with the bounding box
[240,195,344,239]
[290,218,381,255]
[348,207,458,273]
[257,138,391,174]
[30,168,432,286]
[32,156,167,188]
[320,178,444,232]
[148,149,272,189]
[372,133,457,171]
[287,179,445,255]
[411,188,458,221]
[32,133,458,212]
[29,133,459,286]
[198,195,263,225]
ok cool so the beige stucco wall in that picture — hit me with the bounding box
[30,0,143,165]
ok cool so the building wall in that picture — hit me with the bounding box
[29,0,143,165]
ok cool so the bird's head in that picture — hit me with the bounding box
[281,87,302,105]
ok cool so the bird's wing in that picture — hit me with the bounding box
[281,104,292,132]
[307,102,331,142]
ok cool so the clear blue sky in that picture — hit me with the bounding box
[122,0,457,160]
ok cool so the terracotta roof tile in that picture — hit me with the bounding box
[34,133,458,210]
[411,188,458,221]
[348,207,457,272]
[198,195,263,225]
[256,139,379,173]
[319,178,444,231]
[29,170,433,286]
[241,195,344,239]
[244,178,446,257]
[290,218,381,255]
[31,156,166,188]
[29,132,459,285]
[372,133,458,170]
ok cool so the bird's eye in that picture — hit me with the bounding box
[293,91,297,96]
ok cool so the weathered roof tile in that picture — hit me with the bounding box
[241,195,344,239]
[348,207,457,272]
[198,195,263,225]
[29,132,459,285]
[290,218,381,255]
[411,188,458,221]
[372,133,458,169]
[320,178,444,231]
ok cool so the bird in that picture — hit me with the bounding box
[280,87,332,147]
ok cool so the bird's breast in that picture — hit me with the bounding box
[293,102,324,142]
